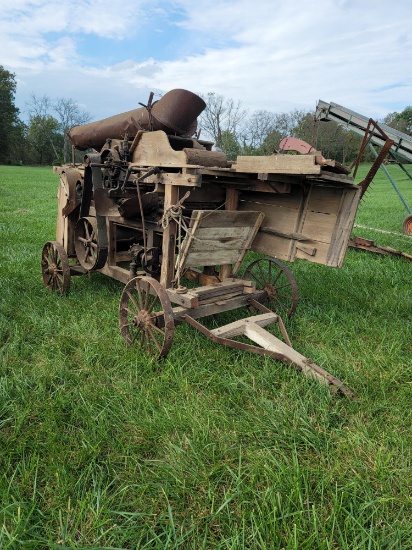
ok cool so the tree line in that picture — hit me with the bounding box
[0,66,91,165]
[1,66,411,166]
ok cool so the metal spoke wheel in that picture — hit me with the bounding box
[244,257,299,318]
[119,276,175,358]
[403,214,412,236]
[74,216,99,270]
[41,241,70,294]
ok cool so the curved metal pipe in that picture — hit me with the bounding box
[68,89,206,150]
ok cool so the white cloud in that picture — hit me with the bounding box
[2,0,412,123]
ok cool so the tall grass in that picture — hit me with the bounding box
[0,165,411,548]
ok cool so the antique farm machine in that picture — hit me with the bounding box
[42,89,362,397]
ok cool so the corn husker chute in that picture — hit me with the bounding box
[42,89,362,397]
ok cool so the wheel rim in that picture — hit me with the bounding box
[403,214,412,236]
[119,277,174,358]
[244,257,299,318]
[74,217,98,270]
[41,241,70,294]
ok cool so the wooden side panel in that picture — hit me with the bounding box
[238,183,361,268]
[238,186,304,261]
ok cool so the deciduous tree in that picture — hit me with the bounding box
[54,97,92,162]
[0,66,21,164]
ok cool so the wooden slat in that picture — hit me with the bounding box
[183,250,243,266]
[234,154,321,174]
[188,210,262,229]
[305,185,344,215]
[300,211,337,244]
[172,292,264,322]
[220,187,239,281]
[250,232,293,262]
[190,279,245,297]
[192,226,253,240]
[177,210,264,271]
[239,189,302,209]
[188,236,253,253]
[326,186,361,267]
[232,211,265,275]
[160,184,179,288]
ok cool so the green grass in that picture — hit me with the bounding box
[0,164,411,549]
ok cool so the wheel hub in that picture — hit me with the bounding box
[132,309,153,329]
[46,263,59,278]
[264,284,278,299]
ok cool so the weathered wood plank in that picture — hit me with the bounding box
[171,291,265,322]
[250,232,293,262]
[238,189,303,209]
[191,226,252,240]
[326,186,361,267]
[300,211,337,244]
[166,289,199,308]
[188,236,253,253]
[305,185,345,215]
[160,184,179,288]
[184,250,243,267]
[184,148,227,168]
[295,241,329,263]
[220,187,240,280]
[234,154,321,174]
[210,312,278,338]
[188,209,262,229]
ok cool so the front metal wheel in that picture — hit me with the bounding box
[119,276,175,358]
[244,257,299,318]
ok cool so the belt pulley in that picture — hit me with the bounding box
[74,155,108,271]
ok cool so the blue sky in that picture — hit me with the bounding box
[1,0,411,124]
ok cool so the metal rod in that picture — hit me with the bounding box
[369,144,411,214]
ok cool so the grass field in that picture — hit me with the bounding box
[0,164,411,549]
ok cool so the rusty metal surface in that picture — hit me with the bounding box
[348,119,394,197]
[41,241,71,294]
[151,89,205,136]
[119,276,175,358]
[403,214,412,236]
[279,137,350,175]
[349,236,412,261]
[68,89,206,150]
[244,257,299,318]
[60,168,83,217]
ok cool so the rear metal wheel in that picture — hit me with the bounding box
[119,276,175,358]
[403,214,412,236]
[244,257,299,318]
[74,216,99,270]
[41,241,70,294]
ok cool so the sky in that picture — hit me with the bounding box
[1,0,411,125]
